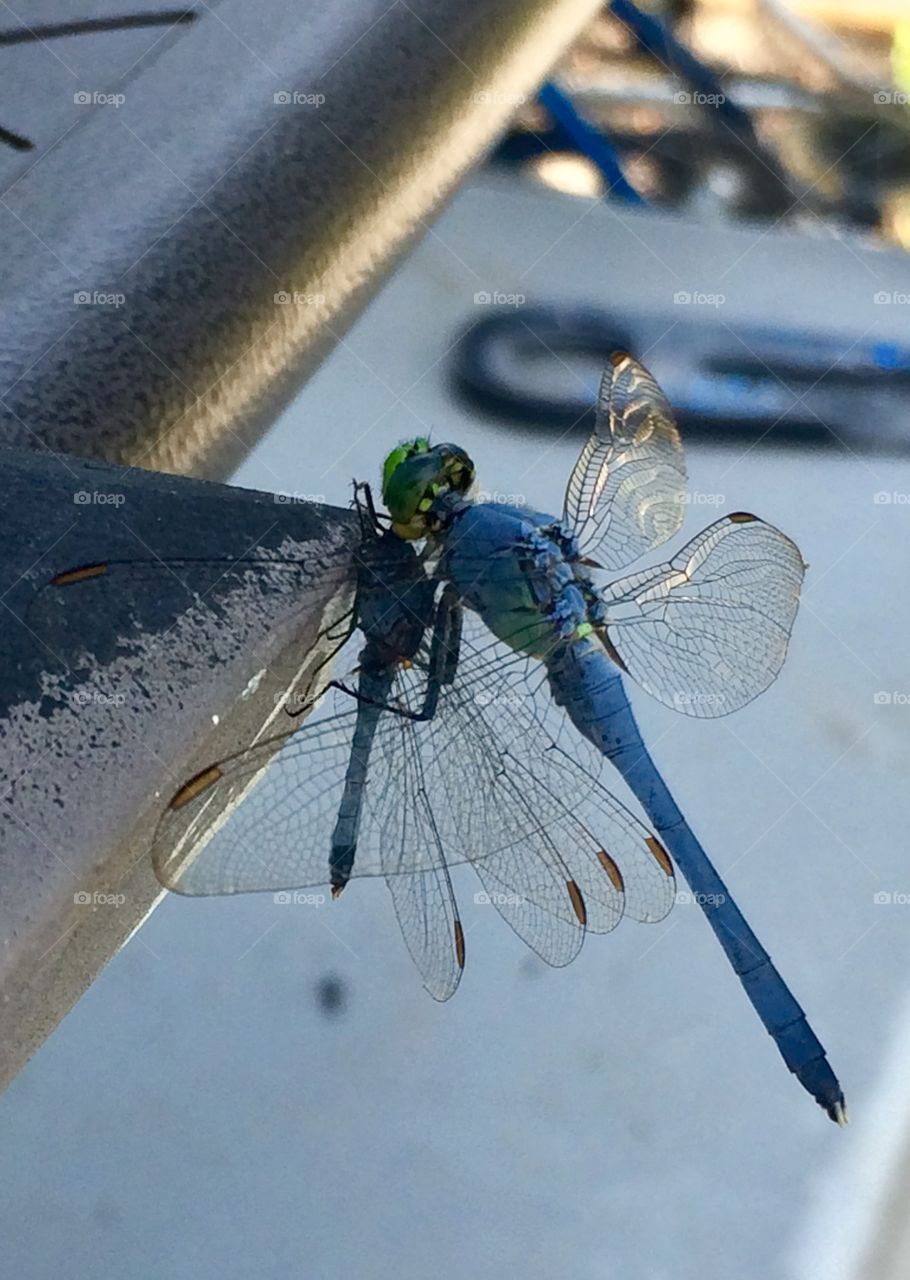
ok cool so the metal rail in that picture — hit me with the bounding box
[0,0,604,479]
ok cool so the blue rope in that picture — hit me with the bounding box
[538,2,796,212]
[537,80,647,206]
[609,0,761,143]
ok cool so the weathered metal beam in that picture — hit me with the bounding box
[0,447,356,1088]
[0,0,604,479]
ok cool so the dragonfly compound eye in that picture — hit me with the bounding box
[382,441,476,539]
[440,447,475,495]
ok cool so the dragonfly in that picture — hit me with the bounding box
[378,351,846,1125]
[148,482,677,999]
[37,352,844,1123]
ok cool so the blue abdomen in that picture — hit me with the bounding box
[546,636,691,828]
[546,635,644,761]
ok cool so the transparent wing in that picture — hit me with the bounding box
[386,866,465,1001]
[152,614,594,894]
[563,351,686,568]
[22,551,348,664]
[514,745,675,928]
[471,770,589,969]
[153,644,461,892]
[598,513,806,718]
[24,529,674,981]
[384,650,589,991]
[384,778,465,1002]
[155,601,676,966]
[430,616,676,960]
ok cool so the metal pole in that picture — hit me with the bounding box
[0,446,356,1089]
[0,0,605,479]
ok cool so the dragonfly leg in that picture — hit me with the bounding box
[353,481,379,536]
[423,584,462,700]
[324,586,463,724]
[275,604,358,720]
[391,583,462,721]
[353,481,391,537]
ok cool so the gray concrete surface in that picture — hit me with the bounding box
[1,176,908,1279]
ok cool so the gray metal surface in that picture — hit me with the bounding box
[0,175,905,1278]
[0,447,355,1087]
[0,0,603,478]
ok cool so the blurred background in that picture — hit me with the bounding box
[506,0,910,236]
[3,2,910,1278]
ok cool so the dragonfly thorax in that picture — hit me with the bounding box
[355,530,436,674]
[438,501,596,660]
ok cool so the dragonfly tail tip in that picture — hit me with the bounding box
[829,1098,849,1127]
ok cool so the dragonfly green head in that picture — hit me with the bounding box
[381,439,475,539]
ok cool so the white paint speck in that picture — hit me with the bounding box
[241,669,267,699]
